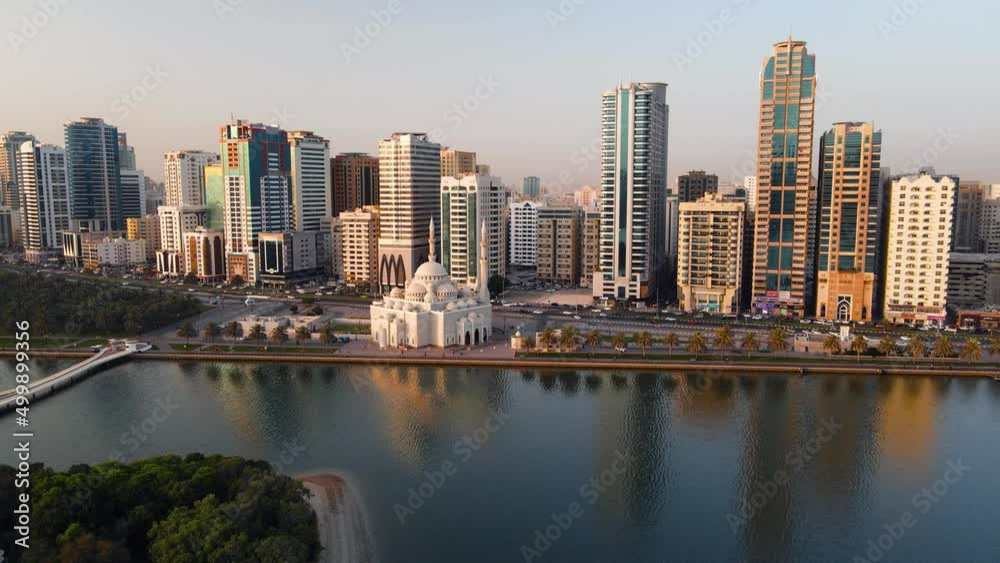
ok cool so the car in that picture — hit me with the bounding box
[561,311,573,315]
[532,310,544,315]
[599,313,608,318]
[664,317,677,322]
[573,315,581,320]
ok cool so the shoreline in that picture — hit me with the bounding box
[3,349,997,378]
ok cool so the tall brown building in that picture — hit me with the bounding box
[813,122,883,322]
[677,170,719,203]
[580,210,601,288]
[331,153,379,217]
[750,38,817,317]
[537,207,581,285]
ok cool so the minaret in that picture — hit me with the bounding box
[428,218,436,262]
[477,220,490,302]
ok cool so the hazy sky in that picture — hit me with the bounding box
[2,0,998,190]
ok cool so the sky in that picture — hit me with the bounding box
[2,0,998,191]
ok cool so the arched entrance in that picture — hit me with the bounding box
[837,297,852,322]
[465,331,471,346]
[474,329,480,345]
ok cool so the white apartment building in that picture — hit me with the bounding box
[15,141,70,262]
[340,207,381,291]
[883,174,956,327]
[183,228,226,282]
[377,132,441,287]
[441,174,505,286]
[288,131,331,232]
[95,237,146,267]
[156,206,209,276]
[509,200,542,267]
[593,82,670,301]
[163,150,220,207]
[744,176,757,213]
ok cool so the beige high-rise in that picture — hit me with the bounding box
[440,148,476,178]
[750,38,817,317]
[677,193,745,314]
[341,206,381,292]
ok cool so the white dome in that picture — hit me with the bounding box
[405,281,427,299]
[435,280,459,297]
[389,287,404,298]
[413,260,449,281]
[446,302,458,311]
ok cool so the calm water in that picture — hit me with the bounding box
[2,359,999,563]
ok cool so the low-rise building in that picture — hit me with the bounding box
[947,253,1000,309]
[126,214,160,263]
[183,228,226,282]
[258,231,323,287]
[0,206,17,248]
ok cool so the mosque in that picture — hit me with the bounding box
[370,220,493,348]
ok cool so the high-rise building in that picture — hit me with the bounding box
[331,153,379,217]
[377,132,441,288]
[581,210,601,288]
[118,132,136,171]
[0,207,17,248]
[883,174,957,327]
[440,174,505,286]
[574,186,598,210]
[537,207,582,285]
[220,119,292,283]
[0,131,36,209]
[677,170,719,203]
[744,176,758,213]
[509,200,542,267]
[441,149,477,178]
[119,169,147,220]
[522,176,541,199]
[126,214,160,263]
[947,253,1000,309]
[953,181,988,252]
[981,195,1000,254]
[288,131,331,232]
[183,228,226,282]
[813,122,883,322]
[593,82,670,301]
[65,117,123,231]
[156,206,209,277]
[203,164,225,231]
[677,193,746,313]
[15,141,70,262]
[163,150,220,207]
[750,39,818,317]
[340,206,381,292]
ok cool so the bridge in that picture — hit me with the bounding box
[0,341,149,414]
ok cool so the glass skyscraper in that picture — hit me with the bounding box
[64,118,122,232]
[750,39,817,317]
[592,82,669,302]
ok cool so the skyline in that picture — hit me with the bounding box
[2,0,999,188]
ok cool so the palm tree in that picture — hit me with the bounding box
[767,327,790,354]
[270,325,290,346]
[714,326,735,353]
[538,328,558,351]
[877,334,897,357]
[319,322,336,346]
[248,324,266,346]
[294,326,311,346]
[559,327,579,352]
[611,333,628,354]
[223,321,243,344]
[663,332,680,356]
[584,330,602,356]
[741,333,759,358]
[635,331,653,358]
[822,334,842,357]
[988,334,1000,357]
[202,321,221,344]
[850,335,868,363]
[176,322,197,348]
[959,339,982,364]
[687,332,708,360]
[932,335,954,359]
[906,338,928,361]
